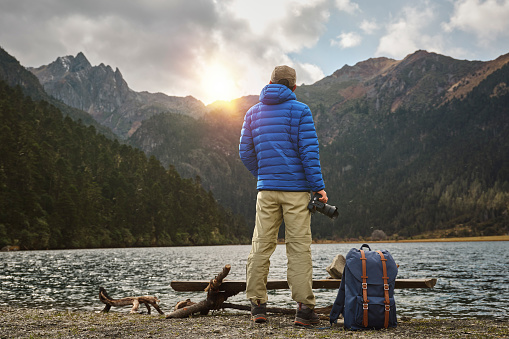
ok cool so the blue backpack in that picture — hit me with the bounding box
[329,244,398,330]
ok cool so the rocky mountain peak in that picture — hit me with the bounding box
[316,56,398,86]
[72,52,91,71]
[29,53,129,115]
[52,52,92,75]
[402,49,433,61]
[29,53,206,138]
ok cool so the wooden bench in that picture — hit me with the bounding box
[166,265,437,318]
[171,278,437,294]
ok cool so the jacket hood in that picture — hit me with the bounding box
[259,84,296,105]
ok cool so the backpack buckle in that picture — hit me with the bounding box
[385,304,391,311]
[362,283,367,289]
[363,303,369,310]
[384,284,389,291]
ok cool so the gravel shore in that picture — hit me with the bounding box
[1,307,508,338]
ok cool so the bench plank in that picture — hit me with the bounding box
[171,278,437,293]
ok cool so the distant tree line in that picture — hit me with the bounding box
[0,81,250,250]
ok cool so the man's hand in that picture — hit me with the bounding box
[314,189,328,203]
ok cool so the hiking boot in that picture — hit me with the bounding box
[250,300,267,323]
[294,302,320,327]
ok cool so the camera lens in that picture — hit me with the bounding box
[322,204,339,219]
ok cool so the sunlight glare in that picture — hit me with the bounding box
[201,63,238,104]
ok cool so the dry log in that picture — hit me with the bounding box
[99,287,164,315]
[166,264,235,319]
[174,299,196,311]
[205,264,231,292]
[167,299,213,318]
[167,265,335,319]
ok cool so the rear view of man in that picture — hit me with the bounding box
[239,65,328,326]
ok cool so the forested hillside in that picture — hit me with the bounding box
[130,52,509,240]
[129,98,259,221]
[0,81,250,250]
[5,46,508,245]
[316,63,509,238]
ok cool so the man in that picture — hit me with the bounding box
[239,65,328,326]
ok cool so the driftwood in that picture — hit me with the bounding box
[99,287,164,314]
[166,264,237,319]
[167,265,337,319]
[174,299,196,311]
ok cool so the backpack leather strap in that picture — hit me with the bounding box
[360,250,369,327]
[376,250,390,328]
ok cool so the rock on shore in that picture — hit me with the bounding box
[0,307,507,338]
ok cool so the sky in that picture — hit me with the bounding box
[1,0,509,105]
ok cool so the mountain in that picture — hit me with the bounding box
[300,50,509,238]
[29,53,206,138]
[0,46,47,101]
[13,47,509,240]
[0,47,116,139]
[0,47,250,250]
[128,96,260,221]
[0,79,249,250]
[131,50,509,240]
[299,50,506,144]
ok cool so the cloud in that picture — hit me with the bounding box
[443,0,509,43]
[330,32,362,48]
[0,0,330,103]
[360,19,378,34]
[279,1,331,52]
[375,5,443,59]
[294,62,325,85]
[201,0,331,101]
[0,0,224,99]
[334,0,360,14]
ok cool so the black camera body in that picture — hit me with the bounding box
[308,193,339,219]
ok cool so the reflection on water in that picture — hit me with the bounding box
[1,242,508,319]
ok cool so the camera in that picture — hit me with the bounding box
[308,193,339,219]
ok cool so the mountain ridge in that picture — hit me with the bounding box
[0,79,249,249]
[0,47,116,139]
[127,49,509,239]
[29,53,207,138]
[2,46,508,241]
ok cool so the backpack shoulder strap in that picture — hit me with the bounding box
[376,250,391,329]
[360,249,369,327]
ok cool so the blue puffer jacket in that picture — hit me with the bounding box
[239,84,325,192]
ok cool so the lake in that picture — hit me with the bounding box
[1,242,507,320]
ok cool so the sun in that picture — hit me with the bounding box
[201,63,238,104]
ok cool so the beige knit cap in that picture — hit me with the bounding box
[270,65,296,87]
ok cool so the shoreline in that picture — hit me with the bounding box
[312,234,509,244]
[1,307,507,338]
[2,238,505,338]
[2,235,508,252]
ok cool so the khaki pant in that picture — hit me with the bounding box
[246,190,315,308]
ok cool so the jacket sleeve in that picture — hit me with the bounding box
[239,110,258,177]
[298,106,325,192]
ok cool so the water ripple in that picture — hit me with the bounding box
[0,242,507,319]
